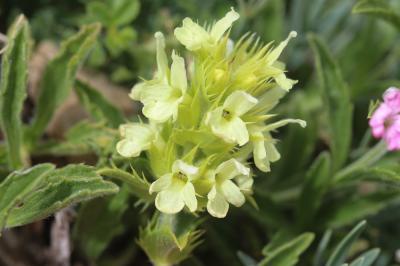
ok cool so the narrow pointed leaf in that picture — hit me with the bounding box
[75,80,124,127]
[297,152,331,228]
[350,248,380,266]
[352,0,400,30]
[326,220,367,266]
[335,167,400,185]
[308,34,353,171]
[323,192,400,228]
[259,233,314,266]
[0,15,30,169]
[29,23,101,144]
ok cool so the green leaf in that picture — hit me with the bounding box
[237,251,258,266]
[87,2,112,26]
[349,248,380,266]
[335,167,400,186]
[32,121,117,157]
[29,23,101,145]
[297,152,332,228]
[352,0,400,30]
[75,80,124,127]
[138,213,202,266]
[105,26,136,57]
[0,163,55,233]
[259,233,314,266]
[97,167,152,201]
[5,164,119,228]
[313,230,332,266]
[323,191,400,228]
[73,185,130,259]
[334,141,388,183]
[308,34,353,171]
[326,220,367,266]
[0,15,30,169]
[111,0,140,26]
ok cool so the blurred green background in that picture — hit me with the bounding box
[1,0,400,265]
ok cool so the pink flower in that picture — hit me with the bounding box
[369,87,400,151]
[383,87,400,112]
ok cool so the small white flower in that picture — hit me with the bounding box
[150,160,198,214]
[174,8,239,52]
[206,159,250,218]
[116,123,155,157]
[206,91,258,146]
[130,32,187,123]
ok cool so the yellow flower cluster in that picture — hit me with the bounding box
[116,8,305,218]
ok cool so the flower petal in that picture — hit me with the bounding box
[139,83,172,104]
[221,179,245,207]
[155,185,185,214]
[154,32,169,81]
[120,123,154,142]
[235,175,254,192]
[117,124,154,157]
[208,109,249,145]
[142,99,178,122]
[174,18,209,51]
[228,117,250,146]
[262,119,306,132]
[149,174,172,194]
[383,87,400,112]
[223,91,258,116]
[116,139,141,157]
[172,160,199,177]
[216,159,250,180]
[182,182,197,212]
[275,72,297,91]
[207,187,229,218]
[267,31,297,65]
[210,8,240,41]
[129,82,146,101]
[265,141,281,162]
[253,138,269,172]
[170,51,187,93]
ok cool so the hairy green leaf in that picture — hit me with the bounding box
[29,23,101,145]
[5,164,118,228]
[97,167,152,201]
[0,15,30,169]
[259,233,314,266]
[308,34,353,172]
[0,164,55,233]
[326,220,367,266]
[352,0,400,30]
[75,80,124,127]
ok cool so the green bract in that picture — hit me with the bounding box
[117,8,305,218]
